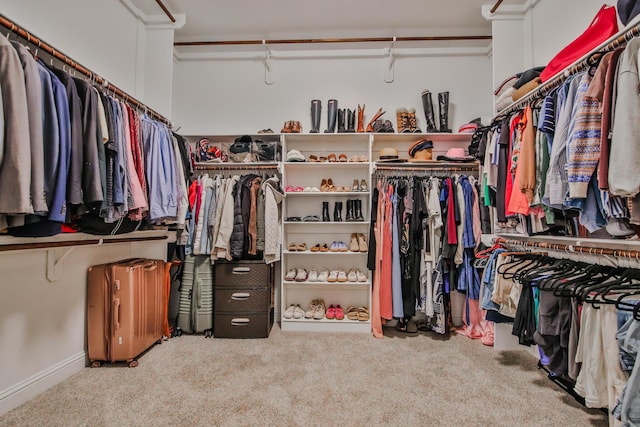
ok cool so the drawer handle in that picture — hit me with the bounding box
[231,293,250,300]
[232,267,251,274]
[231,318,250,326]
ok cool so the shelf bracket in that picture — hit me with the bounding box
[263,40,275,85]
[46,246,78,282]
[384,36,395,83]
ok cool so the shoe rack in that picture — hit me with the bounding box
[281,133,373,333]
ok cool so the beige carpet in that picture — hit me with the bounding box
[0,324,607,427]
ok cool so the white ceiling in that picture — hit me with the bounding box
[130,0,526,43]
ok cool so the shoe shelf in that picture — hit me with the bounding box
[281,133,372,333]
[283,281,371,288]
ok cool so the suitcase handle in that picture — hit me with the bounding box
[231,292,250,300]
[142,261,158,271]
[113,298,121,331]
[231,318,250,326]
[195,279,202,309]
[231,267,251,274]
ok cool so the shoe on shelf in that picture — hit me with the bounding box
[335,305,345,320]
[326,304,336,320]
[305,300,318,319]
[356,269,367,282]
[346,306,360,321]
[320,178,329,192]
[310,244,321,252]
[357,307,369,321]
[284,304,296,319]
[317,269,329,282]
[287,243,298,252]
[314,299,326,319]
[337,270,348,282]
[297,243,308,251]
[340,241,349,252]
[308,269,318,282]
[329,241,341,252]
[347,269,357,282]
[357,234,367,252]
[319,243,329,252]
[293,304,305,319]
[350,233,359,252]
[327,270,339,283]
[285,269,297,281]
[295,269,308,282]
[360,179,368,192]
[352,179,359,192]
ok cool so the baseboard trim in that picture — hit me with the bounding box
[0,352,85,416]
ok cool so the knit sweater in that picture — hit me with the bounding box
[566,72,599,199]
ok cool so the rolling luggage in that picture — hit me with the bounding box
[176,254,214,336]
[87,258,165,367]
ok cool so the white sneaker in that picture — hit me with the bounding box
[356,269,367,282]
[317,269,329,282]
[305,299,317,319]
[293,304,305,319]
[347,269,357,282]
[337,270,348,282]
[295,268,308,282]
[285,268,298,281]
[314,299,326,319]
[308,269,318,282]
[327,270,339,283]
[284,304,296,319]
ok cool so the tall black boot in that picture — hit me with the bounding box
[421,89,438,133]
[354,199,364,221]
[337,108,346,133]
[324,99,337,133]
[310,99,321,133]
[322,202,330,222]
[346,109,356,132]
[345,199,354,222]
[333,201,343,222]
[438,92,452,133]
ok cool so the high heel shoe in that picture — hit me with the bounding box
[360,179,367,192]
[357,233,368,252]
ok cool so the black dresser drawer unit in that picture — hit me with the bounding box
[214,261,274,338]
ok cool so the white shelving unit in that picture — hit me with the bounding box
[281,133,373,333]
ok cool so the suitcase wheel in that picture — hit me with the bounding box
[128,360,139,368]
[204,330,213,338]
[91,361,101,368]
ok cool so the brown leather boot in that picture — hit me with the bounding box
[281,121,292,133]
[357,104,365,133]
[291,121,302,133]
[366,108,385,132]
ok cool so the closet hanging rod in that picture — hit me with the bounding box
[490,0,505,14]
[494,237,640,259]
[174,35,492,47]
[154,0,176,23]
[0,14,171,126]
[194,163,279,171]
[375,164,479,172]
[494,20,640,120]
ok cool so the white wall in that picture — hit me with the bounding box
[529,0,617,67]
[0,0,176,117]
[172,50,494,134]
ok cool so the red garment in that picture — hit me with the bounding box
[447,178,457,245]
[379,184,394,320]
[127,106,147,196]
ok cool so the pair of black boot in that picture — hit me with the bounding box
[322,200,364,222]
[421,90,452,133]
[310,99,354,133]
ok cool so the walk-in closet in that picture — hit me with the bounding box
[0,1,638,425]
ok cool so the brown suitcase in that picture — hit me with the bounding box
[87,258,165,367]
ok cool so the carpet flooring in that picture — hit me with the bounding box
[0,324,607,426]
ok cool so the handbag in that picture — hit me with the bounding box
[539,5,618,82]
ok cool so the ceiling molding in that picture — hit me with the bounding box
[118,0,185,29]
[173,45,493,62]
